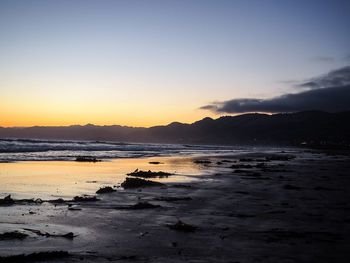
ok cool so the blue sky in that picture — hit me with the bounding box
[0,0,349,126]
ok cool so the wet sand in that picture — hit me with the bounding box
[0,156,208,199]
[1,149,350,262]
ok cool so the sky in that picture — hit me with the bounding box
[1,0,350,127]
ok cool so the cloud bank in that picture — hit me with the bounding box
[297,66,350,89]
[201,66,350,114]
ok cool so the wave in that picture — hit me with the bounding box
[0,138,236,162]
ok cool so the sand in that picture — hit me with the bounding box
[0,148,350,262]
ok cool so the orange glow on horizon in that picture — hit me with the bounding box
[0,105,218,128]
[0,80,220,128]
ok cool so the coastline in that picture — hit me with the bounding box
[0,149,350,262]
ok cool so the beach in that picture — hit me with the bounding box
[2,0,350,261]
[0,147,350,262]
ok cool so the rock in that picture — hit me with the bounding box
[35,198,43,204]
[0,195,14,206]
[121,177,164,189]
[127,169,172,178]
[96,186,116,194]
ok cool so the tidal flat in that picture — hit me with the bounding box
[0,149,349,262]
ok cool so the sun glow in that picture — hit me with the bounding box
[0,98,215,127]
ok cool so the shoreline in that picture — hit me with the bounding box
[1,149,350,262]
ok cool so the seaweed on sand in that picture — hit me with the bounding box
[23,228,76,239]
[127,169,172,178]
[0,195,47,206]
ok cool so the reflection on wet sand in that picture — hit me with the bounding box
[0,156,209,200]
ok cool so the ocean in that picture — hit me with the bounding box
[0,138,292,199]
[0,138,239,162]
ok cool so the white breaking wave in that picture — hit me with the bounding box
[0,139,237,162]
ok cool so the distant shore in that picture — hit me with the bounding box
[1,111,350,147]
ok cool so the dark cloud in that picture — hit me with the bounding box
[201,66,350,114]
[297,66,350,89]
[200,105,218,111]
[298,81,319,89]
[201,85,350,113]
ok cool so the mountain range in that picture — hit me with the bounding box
[1,111,350,146]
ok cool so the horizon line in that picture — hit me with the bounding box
[1,110,347,129]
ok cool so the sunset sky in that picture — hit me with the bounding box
[1,0,349,127]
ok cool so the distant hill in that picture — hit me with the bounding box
[1,111,350,146]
